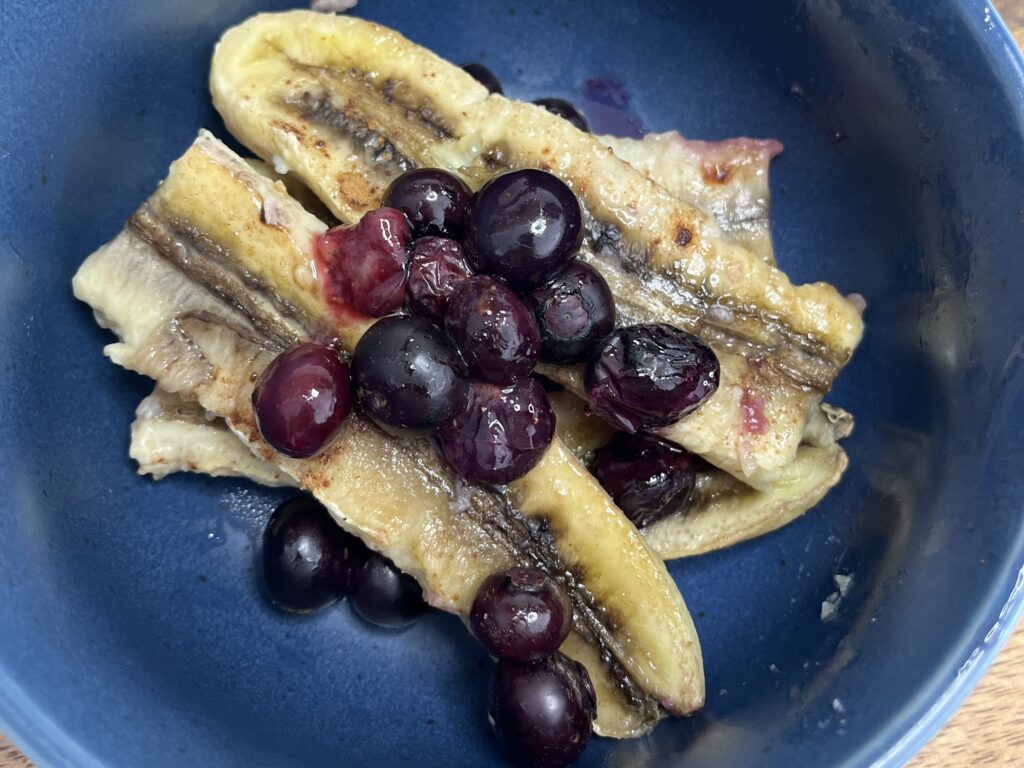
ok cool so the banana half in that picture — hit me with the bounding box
[73,131,704,737]
[209,10,863,489]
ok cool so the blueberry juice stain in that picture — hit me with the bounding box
[580,76,645,139]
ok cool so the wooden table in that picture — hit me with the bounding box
[3,2,1024,766]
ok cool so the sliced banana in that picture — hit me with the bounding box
[642,445,848,558]
[131,388,293,486]
[208,11,862,488]
[73,131,704,737]
[127,381,847,561]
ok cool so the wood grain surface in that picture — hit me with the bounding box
[2,2,1023,766]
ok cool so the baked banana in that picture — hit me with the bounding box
[128,384,846,561]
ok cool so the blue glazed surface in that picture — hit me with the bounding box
[1,1,1023,766]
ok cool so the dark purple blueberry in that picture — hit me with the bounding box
[383,168,473,239]
[462,62,503,94]
[445,275,540,384]
[439,378,555,484]
[316,208,412,318]
[404,236,474,323]
[533,98,589,132]
[586,324,719,432]
[466,169,583,289]
[488,653,596,768]
[471,567,572,662]
[262,495,358,612]
[252,343,353,458]
[526,261,615,364]
[351,315,468,438]
[349,550,427,628]
[593,432,696,528]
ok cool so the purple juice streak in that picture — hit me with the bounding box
[581,77,645,139]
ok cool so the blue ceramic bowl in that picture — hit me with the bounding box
[1,1,1023,766]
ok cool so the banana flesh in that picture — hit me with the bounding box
[131,388,293,486]
[601,132,781,264]
[73,131,704,737]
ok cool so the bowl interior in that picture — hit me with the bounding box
[1,1,1023,766]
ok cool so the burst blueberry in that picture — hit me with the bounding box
[593,432,697,528]
[445,275,540,385]
[586,324,719,432]
[439,378,555,484]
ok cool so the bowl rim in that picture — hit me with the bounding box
[1,1,1023,767]
[850,2,1024,763]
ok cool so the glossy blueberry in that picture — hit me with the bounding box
[533,98,589,132]
[586,324,720,432]
[526,261,615,364]
[439,378,555,484]
[404,236,474,324]
[383,168,473,239]
[316,208,412,317]
[471,567,572,662]
[461,62,503,94]
[593,432,697,528]
[262,495,358,612]
[351,315,468,437]
[349,550,427,629]
[466,169,583,289]
[445,275,540,384]
[252,343,353,458]
[488,652,596,768]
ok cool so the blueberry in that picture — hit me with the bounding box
[351,316,468,437]
[471,567,572,662]
[383,168,472,239]
[533,98,589,132]
[405,236,474,324]
[586,324,720,432]
[262,495,359,612]
[445,275,540,385]
[252,343,352,458]
[488,653,596,768]
[439,378,555,484]
[462,62,503,94]
[466,169,582,289]
[526,261,615,364]
[349,550,427,628]
[593,432,696,528]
